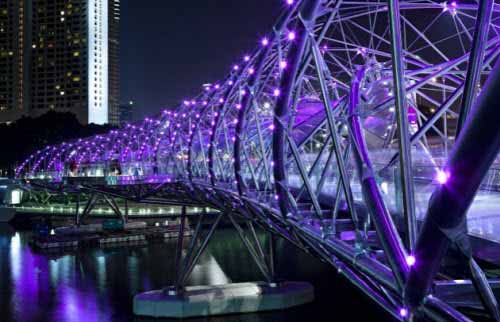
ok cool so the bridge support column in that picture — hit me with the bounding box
[75,193,80,225]
[173,206,187,295]
[76,192,97,226]
[124,199,129,222]
[134,210,314,318]
[73,191,128,227]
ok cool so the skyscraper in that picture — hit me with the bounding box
[0,0,120,126]
[108,0,120,125]
[0,0,31,121]
[119,100,134,125]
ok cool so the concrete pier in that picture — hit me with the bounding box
[133,281,314,318]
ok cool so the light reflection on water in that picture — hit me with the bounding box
[0,223,390,322]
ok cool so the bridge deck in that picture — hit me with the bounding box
[31,174,500,265]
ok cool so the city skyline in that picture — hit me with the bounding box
[0,0,120,125]
[1,1,284,124]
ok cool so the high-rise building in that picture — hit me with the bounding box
[0,0,120,126]
[119,100,134,125]
[0,0,31,121]
[108,0,120,125]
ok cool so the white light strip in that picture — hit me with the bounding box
[88,0,109,124]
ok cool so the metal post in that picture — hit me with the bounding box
[273,0,322,218]
[233,0,299,194]
[181,212,223,285]
[124,198,129,222]
[405,58,500,311]
[387,0,417,251]
[79,193,97,226]
[311,41,359,227]
[348,67,409,290]
[75,192,80,226]
[228,214,271,282]
[208,73,241,186]
[183,210,205,270]
[174,206,187,293]
[268,232,275,280]
[456,0,494,137]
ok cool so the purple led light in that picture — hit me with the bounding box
[406,255,416,267]
[357,47,367,56]
[261,37,269,46]
[399,308,408,318]
[287,31,296,41]
[435,169,450,185]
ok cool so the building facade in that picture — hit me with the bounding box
[108,0,120,125]
[119,100,134,125]
[0,0,31,121]
[0,0,120,126]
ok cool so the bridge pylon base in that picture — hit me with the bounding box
[133,281,314,318]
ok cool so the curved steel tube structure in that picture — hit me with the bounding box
[15,1,500,320]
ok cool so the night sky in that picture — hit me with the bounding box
[120,1,284,119]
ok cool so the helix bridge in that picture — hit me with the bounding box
[13,0,500,320]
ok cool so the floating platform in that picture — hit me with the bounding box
[133,281,314,318]
[31,223,192,250]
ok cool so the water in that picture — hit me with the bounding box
[0,222,392,321]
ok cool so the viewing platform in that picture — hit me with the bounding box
[134,282,314,318]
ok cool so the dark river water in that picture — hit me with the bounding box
[0,221,393,322]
